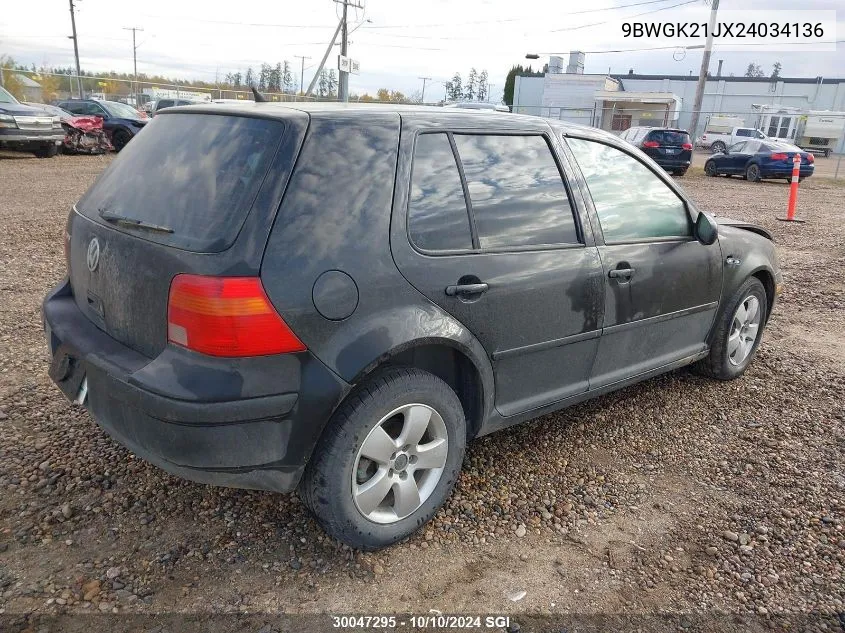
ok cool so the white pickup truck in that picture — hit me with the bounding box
[696,126,768,153]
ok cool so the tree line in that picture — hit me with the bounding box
[444,68,491,102]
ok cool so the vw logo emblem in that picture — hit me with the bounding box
[86,238,101,272]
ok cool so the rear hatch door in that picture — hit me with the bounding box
[642,129,691,163]
[68,109,307,359]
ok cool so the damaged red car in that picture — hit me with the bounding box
[25,103,112,155]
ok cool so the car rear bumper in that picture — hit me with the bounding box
[42,278,349,493]
[654,158,691,171]
[762,167,814,178]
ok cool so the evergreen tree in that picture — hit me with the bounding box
[464,68,477,101]
[445,72,462,101]
[327,69,338,98]
[477,69,488,101]
[245,67,255,87]
[318,69,328,98]
[282,61,293,93]
[258,63,271,90]
[770,62,782,80]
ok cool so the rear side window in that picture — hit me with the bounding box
[408,133,473,252]
[157,100,174,109]
[452,134,579,249]
[567,137,691,242]
[645,130,690,145]
[77,113,284,252]
[736,128,752,137]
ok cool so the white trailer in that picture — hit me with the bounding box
[753,105,845,157]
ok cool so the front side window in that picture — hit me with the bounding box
[408,133,473,252]
[452,134,579,249]
[567,137,691,243]
[728,141,747,153]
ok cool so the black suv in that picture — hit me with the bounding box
[44,104,781,550]
[620,126,693,176]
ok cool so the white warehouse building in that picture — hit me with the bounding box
[513,53,845,153]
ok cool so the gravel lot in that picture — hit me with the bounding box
[0,152,843,630]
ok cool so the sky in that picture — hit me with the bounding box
[1,0,842,102]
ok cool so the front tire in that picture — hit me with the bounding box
[704,160,718,177]
[300,367,466,550]
[695,277,767,380]
[112,129,131,152]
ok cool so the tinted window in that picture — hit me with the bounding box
[567,137,690,242]
[453,134,579,249]
[408,133,473,251]
[102,101,140,118]
[77,113,284,252]
[157,100,174,109]
[645,130,690,145]
[736,128,753,137]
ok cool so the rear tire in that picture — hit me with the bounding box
[300,367,466,550]
[746,163,761,182]
[695,277,767,381]
[711,141,726,154]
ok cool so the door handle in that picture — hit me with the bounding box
[445,283,489,297]
[608,268,636,279]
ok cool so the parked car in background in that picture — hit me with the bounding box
[697,126,767,154]
[24,102,111,155]
[43,103,782,550]
[0,86,64,158]
[150,98,203,116]
[53,99,148,151]
[704,140,814,182]
[619,127,692,176]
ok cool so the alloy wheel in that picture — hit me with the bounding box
[728,295,761,366]
[352,404,449,524]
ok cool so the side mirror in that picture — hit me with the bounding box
[695,211,718,245]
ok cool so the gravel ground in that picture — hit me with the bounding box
[0,152,843,630]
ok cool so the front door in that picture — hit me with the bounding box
[392,123,604,417]
[564,136,722,389]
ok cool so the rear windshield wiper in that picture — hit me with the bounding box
[98,208,174,234]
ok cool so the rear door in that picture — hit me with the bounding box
[564,135,721,388]
[392,117,604,417]
[68,109,306,359]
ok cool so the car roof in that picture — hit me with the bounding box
[171,100,604,136]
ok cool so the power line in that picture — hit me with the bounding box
[549,0,698,32]
[362,0,687,29]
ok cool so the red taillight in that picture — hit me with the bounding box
[682,142,693,150]
[807,153,814,163]
[167,275,306,357]
[642,141,660,148]
[770,153,788,161]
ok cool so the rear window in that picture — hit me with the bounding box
[645,130,690,145]
[77,113,284,252]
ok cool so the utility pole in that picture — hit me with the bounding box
[334,0,363,103]
[688,0,719,141]
[339,0,349,102]
[418,76,431,103]
[123,27,143,106]
[67,0,82,98]
[294,55,310,96]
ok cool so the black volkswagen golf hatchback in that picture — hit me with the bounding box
[44,103,781,550]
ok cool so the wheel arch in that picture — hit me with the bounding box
[750,267,775,324]
[350,337,491,441]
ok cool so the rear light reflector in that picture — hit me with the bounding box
[642,141,660,148]
[682,142,693,150]
[770,153,788,161]
[167,275,306,357]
